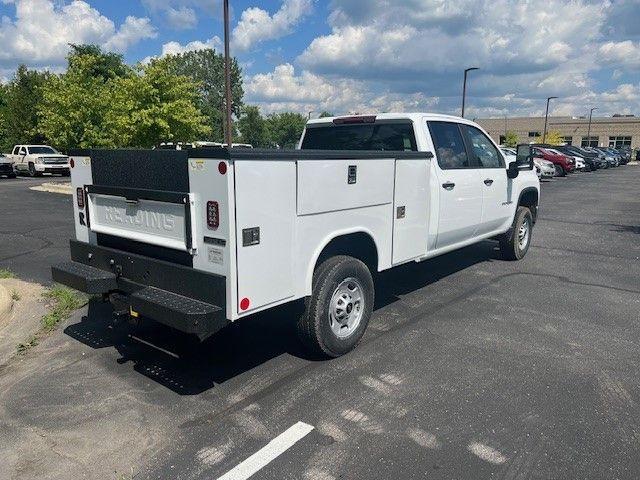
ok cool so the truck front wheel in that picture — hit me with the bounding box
[28,162,41,177]
[298,255,374,358]
[499,206,533,261]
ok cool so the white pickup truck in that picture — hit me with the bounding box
[52,113,539,357]
[8,144,70,177]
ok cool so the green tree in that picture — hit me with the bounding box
[107,58,211,148]
[163,49,244,141]
[39,48,129,150]
[266,112,307,149]
[68,44,129,80]
[237,106,267,147]
[319,111,334,118]
[533,130,563,146]
[39,45,211,150]
[504,131,519,148]
[0,84,8,151]
[4,65,51,148]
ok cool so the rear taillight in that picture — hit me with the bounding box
[76,188,84,209]
[207,201,219,229]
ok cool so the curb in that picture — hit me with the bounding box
[29,182,73,195]
[0,284,13,321]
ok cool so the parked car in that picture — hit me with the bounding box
[616,146,631,163]
[0,154,16,178]
[52,113,540,358]
[8,145,70,176]
[584,147,611,168]
[603,147,625,165]
[532,147,575,176]
[553,145,597,172]
[546,148,585,171]
[534,158,555,179]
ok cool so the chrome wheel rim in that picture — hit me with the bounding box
[329,278,364,339]
[518,217,530,250]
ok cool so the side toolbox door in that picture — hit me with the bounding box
[392,158,430,264]
[460,124,511,234]
[234,161,296,314]
[427,121,483,249]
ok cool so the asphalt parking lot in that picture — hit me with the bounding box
[1,168,639,480]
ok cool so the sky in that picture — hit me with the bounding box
[0,0,639,119]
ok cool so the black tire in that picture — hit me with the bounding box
[8,173,16,179]
[28,162,41,177]
[499,207,533,261]
[297,255,374,358]
[554,165,566,177]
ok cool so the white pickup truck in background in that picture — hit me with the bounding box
[52,113,539,358]
[8,145,70,177]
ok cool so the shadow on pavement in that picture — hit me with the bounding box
[64,240,499,395]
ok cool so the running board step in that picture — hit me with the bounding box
[51,261,118,294]
[130,287,225,340]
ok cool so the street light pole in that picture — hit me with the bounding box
[587,107,598,147]
[461,67,479,118]
[223,0,233,147]
[542,96,558,144]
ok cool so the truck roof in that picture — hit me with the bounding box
[306,112,468,126]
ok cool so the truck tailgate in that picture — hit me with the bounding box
[86,186,192,252]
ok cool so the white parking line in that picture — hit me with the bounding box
[216,421,314,480]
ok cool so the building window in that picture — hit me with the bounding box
[561,136,573,145]
[528,131,540,138]
[609,136,632,148]
[581,136,599,147]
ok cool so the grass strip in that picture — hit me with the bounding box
[16,285,89,355]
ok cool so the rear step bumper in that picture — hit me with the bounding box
[52,240,228,340]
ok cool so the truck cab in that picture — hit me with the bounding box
[10,145,70,177]
[300,113,539,253]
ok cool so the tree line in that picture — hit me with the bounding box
[0,45,315,152]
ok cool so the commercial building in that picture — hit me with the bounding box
[477,115,640,149]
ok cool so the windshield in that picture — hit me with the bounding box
[301,122,418,151]
[29,146,58,154]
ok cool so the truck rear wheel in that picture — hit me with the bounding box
[499,206,533,261]
[297,255,374,358]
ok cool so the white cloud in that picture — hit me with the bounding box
[232,0,313,51]
[244,63,439,115]
[166,7,198,30]
[0,0,156,68]
[104,16,157,53]
[160,36,222,56]
[599,41,640,69]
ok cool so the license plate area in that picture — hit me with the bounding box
[86,186,192,252]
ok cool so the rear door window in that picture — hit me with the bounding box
[462,125,504,168]
[427,121,471,169]
[301,122,417,151]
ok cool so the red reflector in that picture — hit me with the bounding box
[218,162,228,175]
[69,158,75,168]
[207,201,219,229]
[76,188,84,209]
[240,298,250,311]
[333,115,377,125]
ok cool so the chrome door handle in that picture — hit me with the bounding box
[484,179,494,186]
[442,182,455,190]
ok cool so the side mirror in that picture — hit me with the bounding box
[508,144,534,179]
